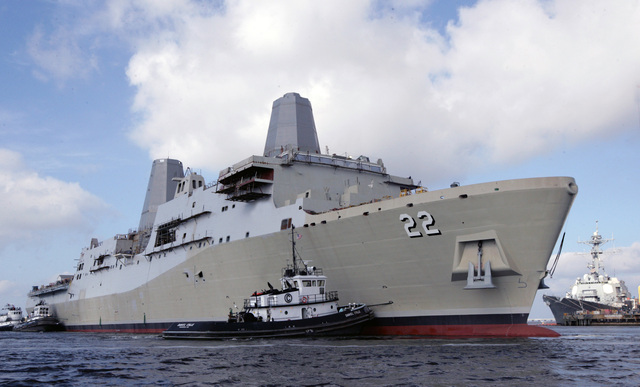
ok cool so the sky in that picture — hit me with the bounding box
[1,0,639,321]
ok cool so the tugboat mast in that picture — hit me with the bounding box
[290,225,307,275]
[291,225,298,274]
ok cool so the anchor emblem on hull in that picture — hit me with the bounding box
[465,241,496,289]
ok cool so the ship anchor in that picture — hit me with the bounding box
[464,241,496,289]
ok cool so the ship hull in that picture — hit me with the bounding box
[543,295,621,325]
[34,176,575,337]
[14,317,65,332]
[364,314,559,337]
[45,314,554,337]
[0,323,15,331]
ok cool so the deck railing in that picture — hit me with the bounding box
[244,290,339,308]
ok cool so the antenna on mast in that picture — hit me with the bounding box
[578,220,614,276]
[291,225,298,274]
[290,225,307,274]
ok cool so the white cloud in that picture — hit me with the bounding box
[0,279,15,294]
[107,0,640,182]
[0,280,22,308]
[0,149,108,245]
[118,2,447,172]
[22,0,640,181]
[27,24,98,85]
[440,0,640,164]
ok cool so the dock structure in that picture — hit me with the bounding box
[561,312,640,326]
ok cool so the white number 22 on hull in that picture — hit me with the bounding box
[399,211,441,238]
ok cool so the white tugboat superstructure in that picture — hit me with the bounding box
[0,304,23,331]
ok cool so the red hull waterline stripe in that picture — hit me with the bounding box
[67,323,559,338]
[363,324,559,338]
[70,327,166,334]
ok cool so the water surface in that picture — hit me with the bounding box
[1,326,639,386]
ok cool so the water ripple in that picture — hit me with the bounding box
[1,327,640,386]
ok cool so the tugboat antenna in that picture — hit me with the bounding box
[291,225,298,274]
[290,225,307,274]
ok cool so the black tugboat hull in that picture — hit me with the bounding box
[162,305,373,339]
[14,317,65,332]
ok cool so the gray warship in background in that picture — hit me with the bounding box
[27,93,577,337]
[543,224,637,324]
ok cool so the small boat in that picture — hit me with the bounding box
[14,302,65,332]
[0,304,23,331]
[163,227,374,339]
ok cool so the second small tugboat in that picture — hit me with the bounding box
[0,304,23,331]
[163,227,374,339]
[14,302,65,332]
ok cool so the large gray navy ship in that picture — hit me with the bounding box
[27,92,578,337]
[543,224,636,324]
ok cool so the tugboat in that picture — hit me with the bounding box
[163,226,374,339]
[543,222,637,324]
[0,304,23,331]
[14,302,65,332]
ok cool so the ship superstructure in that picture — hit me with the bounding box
[27,92,577,337]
